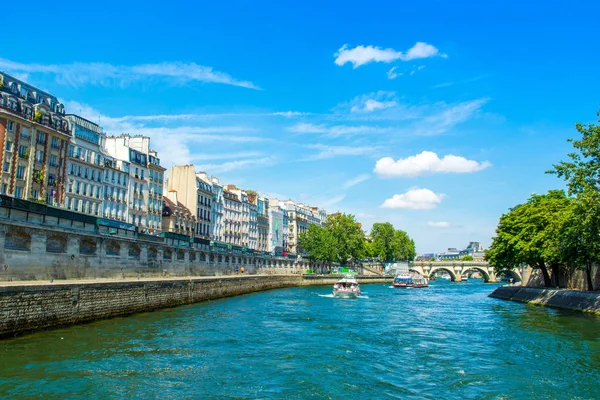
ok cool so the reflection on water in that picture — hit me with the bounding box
[0,280,599,399]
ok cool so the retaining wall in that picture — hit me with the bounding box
[0,275,392,338]
[489,286,600,314]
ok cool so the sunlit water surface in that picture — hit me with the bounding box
[1,280,599,399]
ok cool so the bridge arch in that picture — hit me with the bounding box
[461,267,491,282]
[429,267,458,281]
[497,269,522,282]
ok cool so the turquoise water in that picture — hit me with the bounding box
[1,280,599,399]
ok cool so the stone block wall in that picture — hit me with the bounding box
[0,275,303,338]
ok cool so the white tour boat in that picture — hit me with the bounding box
[333,276,361,298]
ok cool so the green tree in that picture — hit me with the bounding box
[325,213,365,266]
[299,224,337,265]
[486,190,573,287]
[391,229,416,261]
[370,222,395,261]
[461,255,474,261]
[548,110,600,195]
[547,111,600,290]
[370,223,416,261]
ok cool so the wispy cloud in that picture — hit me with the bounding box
[342,174,371,188]
[347,91,398,113]
[304,144,380,160]
[387,67,401,80]
[334,42,446,68]
[431,82,454,89]
[288,123,388,138]
[196,157,277,174]
[113,111,308,123]
[427,221,451,228]
[0,58,260,90]
[410,98,490,135]
[190,151,264,162]
[374,151,491,178]
[64,101,267,168]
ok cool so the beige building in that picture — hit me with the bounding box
[161,190,196,238]
[166,165,213,243]
[0,73,71,206]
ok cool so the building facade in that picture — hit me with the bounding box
[105,135,162,233]
[0,73,70,206]
[256,195,270,252]
[147,151,165,232]
[223,188,242,246]
[210,177,224,244]
[101,155,130,222]
[162,190,196,239]
[64,115,105,216]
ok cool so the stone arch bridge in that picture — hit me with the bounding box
[408,261,523,283]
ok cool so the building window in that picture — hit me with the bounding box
[1,184,7,194]
[16,165,25,179]
[2,162,9,172]
[35,150,44,163]
[18,145,28,158]
[51,137,60,149]
[14,186,23,199]
[6,120,15,132]
[36,131,46,144]
[68,144,74,157]
[49,155,58,167]
[31,189,38,200]
[5,141,12,152]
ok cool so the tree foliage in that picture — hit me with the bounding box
[461,255,474,261]
[486,190,573,287]
[299,214,416,266]
[369,222,416,261]
[488,110,600,289]
[298,224,337,264]
[325,213,365,265]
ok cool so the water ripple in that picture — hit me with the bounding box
[1,280,599,399]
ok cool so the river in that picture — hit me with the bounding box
[1,280,599,399]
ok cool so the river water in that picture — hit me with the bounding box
[1,280,599,399]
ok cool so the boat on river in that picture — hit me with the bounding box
[392,273,413,288]
[412,276,429,288]
[333,276,361,298]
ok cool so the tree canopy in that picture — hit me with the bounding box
[488,110,600,289]
[299,215,416,267]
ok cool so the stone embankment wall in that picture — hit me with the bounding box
[0,275,391,338]
[489,286,600,314]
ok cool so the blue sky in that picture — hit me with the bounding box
[2,0,599,253]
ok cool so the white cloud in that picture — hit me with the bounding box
[190,151,264,162]
[410,98,489,135]
[342,174,370,188]
[288,123,387,138]
[0,58,260,90]
[304,144,380,160]
[387,67,401,80]
[348,91,398,113]
[196,157,277,174]
[427,221,451,228]
[381,188,445,210]
[334,42,445,68]
[64,101,267,169]
[374,151,491,178]
[112,111,307,123]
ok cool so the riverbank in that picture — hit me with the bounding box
[0,274,391,338]
[489,286,600,314]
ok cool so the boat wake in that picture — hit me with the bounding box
[317,294,369,299]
